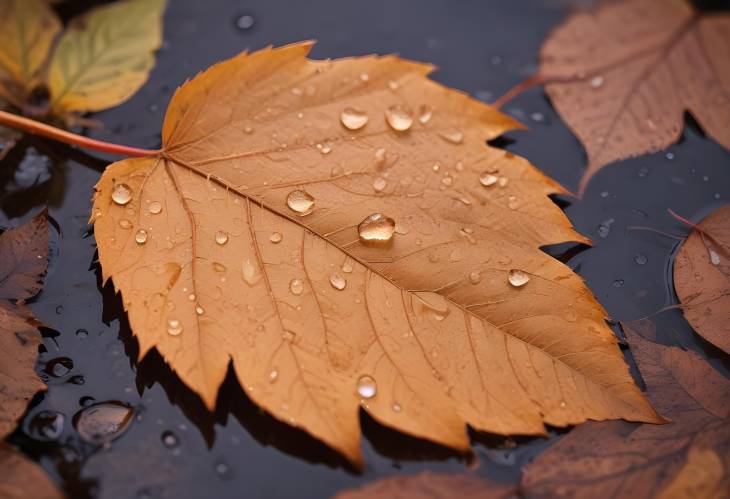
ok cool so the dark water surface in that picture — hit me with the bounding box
[2,1,729,498]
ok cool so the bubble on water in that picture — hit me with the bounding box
[74,402,134,445]
[161,430,179,449]
[357,375,377,399]
[590,75,604,88]
[235,14,255,30]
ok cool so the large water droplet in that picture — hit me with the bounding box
[358,213,395,243]
[242,258,261,285]
[340,108,369,130]
[439,129,463,144]
[25,410,65,441]
[74,402,134,445]
[329,273,347,290]
[289,278,304,295]
[356,375,377,399]
[148,201,162,214]
[413,291,450,321]
[418,105,433,124]
[385,104,414,131]
[135,229,148,244]
[479,172,498,186]
[167,318,183,336]
[215,231,229,245]
[111,183,132,205]
[508,269,530,287]
[286,190,315,215]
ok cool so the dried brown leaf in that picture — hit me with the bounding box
[522,320,730,498]
[540,0,730,194]
[0,208,49,300]
[0,442,63,499]
[335,471,516,499]
[92,42,660,465]
[673,204,730,354]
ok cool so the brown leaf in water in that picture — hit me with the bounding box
[0,442,63,499]
[673,204,730,354]
[522,320,730,498]
[0,209,49,438]
[540,0,730,194]
[92,42,660,465]
[335,471,516,499]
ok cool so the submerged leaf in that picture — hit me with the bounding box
[92,42,660,465]
[0,442,63,499]
[48,0,165,114]
[673,204,730,354]
[540,0,730,194]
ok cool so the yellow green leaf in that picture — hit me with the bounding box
[0,0,61,98]
[48,0,165,114]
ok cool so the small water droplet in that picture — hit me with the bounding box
[508,269,530,287]
[373,176,387,192]
[498,176,509,187]
[388,80,399,91]
[374,148,387,165]
[385,104,414,131]
[342,260,354,273]
[612,278,625,288]
[161,430,179,448]
[270,232,283,244]
[357,375,377,399]
[418,105,433,124]
[597,218,615,239]
[413,291,450,321]
[480,172,498,186]
[45,357,73,378]
[637,165,650,178]
[286,190,315,215]
[329,273,347,290]
[507,196,519,209]
[441,174,453,187]
[75,402,134,445]
[358,213,396,243]
[195,305,204,315]
[392,402,402,413]
[269,369,279,382]
[242,259,261,285]
[244,126,254,134]
[111,183,133,205]
[709,248,721,265]
[340,108,369,130]
[359,72,369,82]
[235,14,254,30]
[167,318,183,336]
[289,278,304,295]
[469,270,482,284]
[215,231,229,245]
[119,219,133,229]
[213,262,227,273]
[316,142,332,154]
[634,253,648,265]
[666,152,675,160]
[135,229,148,244]
[590,75,604,88]
[439,129,464,144]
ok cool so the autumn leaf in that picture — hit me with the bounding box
[521,320,730,498]
[0,0,61,102]
[0,442,63,499]
[673,204,730,354]
[91,41,660,465]
[335,471,516,499]
[540,0,730,194]
[48,0,166,115]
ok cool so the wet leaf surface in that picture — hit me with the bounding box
[673,204,730,354]
[93,41,658,465]
[540,0,730,193]
[0,442,63,499]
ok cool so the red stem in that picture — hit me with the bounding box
[491,72,549,109]
[0,110,159,157]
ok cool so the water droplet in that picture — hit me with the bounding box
[356,375,377,399]
[441,174,453,187]
[213,262,227,273]
[413,291,450,321]
[235,14,254,30]
[45,357,73,378]
[111,183,132,205]
[498,176,509,187]
[392,403,402,413]
[269,370,279,382]
[479,172,498,187]
[374,148,387,165]
[637,165,650,178]
[469,270,482,284]
[709,248,721,265]
[388,80,399,91]
[167,318,183,336]
[148,201,162,214]
[195,305,204,315]
[316,142,332,154]
[242,259,261,285]
[342,260,354,273]
[286,189,315,215]
[215,231,228,245]
[244,126,254,134]
[372,176,387,192]
[25,410,65,441]
[612,278,625,288]
[530,112,545,123]
[559,401,567,408]
[282,330,295,342]
[270,232,283,244]
[161,430,179,448]
[507,196,519,210]
[340,108,369,130]
[432,162,441,172]
[508,269,530,287]
[418,105,433,124]
[119,219,133,229]
[385,104,413,131]
[358,213,395,243]
[289,278,304,295]
[135,229,148,244]
[75,402,134,445]
[439,129,463,144]
[597,218,615,239]
[75,328,88,338]
[666,152,675,160]
[329,273,347,290]
[634,253,648,265]
[590,75,604,88]
[359,72,369,82]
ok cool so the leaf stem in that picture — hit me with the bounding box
[491,72,549,109]
[0,110,159,157]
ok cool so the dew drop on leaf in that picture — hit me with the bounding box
[418,104,432,124]
[215,230,229,245]
[286,189,315,215]
[469,270,482,284]
[357,375,377,399]
[374,148,387,165]
[270,232,283,244]
[385,104,414,131]
[329,273,347,290]
[392,402,402,413]
[195,305,204,315]
[439,129,463,144]
[148,201,162,214]
[508,269,530,287]
[508,196,519,209]
[709,248,721,265]
[316,142,332,154]
[74,402,134,445]
[289,278,304,295]
[341,259,354,273]
[111,183,132,205]
[242,258,261,285]
[498,176,509,187]
[413,291,450,321]
[373,176,387,192]
[340,107,369,130]
[358,213,395,243]
[590,75,604,88]
[269,370,279,382]
[135,229,148,244]
[480,172,498,187]
[167,318,183,336]
[119,219,133,229]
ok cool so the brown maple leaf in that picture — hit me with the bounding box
[335,471,516,499]
[91,42,661,465]
[521,320,730,498]
[673,204,730,354]
[540,0,730,194]
[0,442,63,499]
